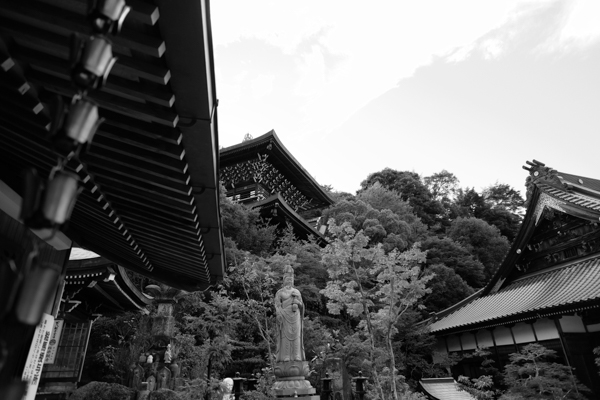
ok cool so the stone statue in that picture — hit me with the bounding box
[130,364,144,390]
[222,377,234,400]
[272,265,318,399]
[147,375,156,391]
[157,367,171,389]
[164,344,172,363]
[275,265,306,361]
[146,354,153,364]
[274,265,305,363]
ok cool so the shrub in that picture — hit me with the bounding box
[69,381,134,400]
[148,388,181,400]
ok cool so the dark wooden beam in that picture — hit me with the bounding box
[18,50,174,107]
[85,143,186,175]
[99,190,198,222]
[85,162,192,197]
[90,135,187,170]
[101,110,181,144]
[1,17,170,85]
[116,211,203,240]
[121,223,201,251]
[0,2,165,57]
[32,72,179,126]
[0,96,50,129]
[83,152,190,188]
[116,215,200,246]
[133,240,206,267]
[90,171,194,207]
[37,0,160,26]
[95,128,184,160]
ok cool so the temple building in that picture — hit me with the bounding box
[428,160,600,396]
[39,249,151,394]
[220,130,335,244]
[0,1,224,398]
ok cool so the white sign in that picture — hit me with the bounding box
[22,314,54,400]
[44,319,64,364]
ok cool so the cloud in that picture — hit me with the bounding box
[443,0,600,63]
[317,0,600,194]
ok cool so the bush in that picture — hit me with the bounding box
[69,381,134,400]
[148,389,181,400]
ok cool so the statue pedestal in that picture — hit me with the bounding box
[273,361,319,399]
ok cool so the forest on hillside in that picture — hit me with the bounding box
[83,168,539,399]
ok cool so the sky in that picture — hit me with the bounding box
[210,0,600,197]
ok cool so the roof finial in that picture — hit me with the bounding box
[523,160,562,205]
[243,133,253,142]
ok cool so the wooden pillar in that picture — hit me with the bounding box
[552,316,580,396]
[506,324,519,353]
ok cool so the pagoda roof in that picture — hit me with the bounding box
[0,0,224,291]
[220,130,335,210]
[64,254,152,318]
[428,160,600,334]
[252,194,327,246]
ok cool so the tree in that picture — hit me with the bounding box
[226,252,295,372]
[424,170,460,204]
[360,169,443,227]
[457,375,496,400]
[356,183,420,224]
[482,183,525,214]
[322,190,427,253]
[220,184,276,256]
[454,188,488,218]
[85,312,152,384]
[448,217,510,281]
[501,343,590,399]
[421,236,486,288]
[453,184,523,241]
[422,264,474,313]
[321,221,433,400]
[457,347,502,400]
[275,226,329,315]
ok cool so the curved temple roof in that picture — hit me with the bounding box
[220,130,335,210]
[0,0,224,290]
[252,194,327,245]
[65,254,152,317]
[429,160,600,334]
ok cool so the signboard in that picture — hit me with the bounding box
[22,313,54,400]
[44,319,64,364]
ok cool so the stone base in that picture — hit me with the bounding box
[273,360,318,398]
[274,360,310,378]
[274,385,316,396]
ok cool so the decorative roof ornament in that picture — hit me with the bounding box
[533,193,567,225]
[522,160,564,206]
[243,133,253,142]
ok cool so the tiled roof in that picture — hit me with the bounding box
[430,256,600,333]
[538,183,600,213]
[558,172,600,194]
[420,378,475,400]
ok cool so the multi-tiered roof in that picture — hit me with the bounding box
[220,130,335,243]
